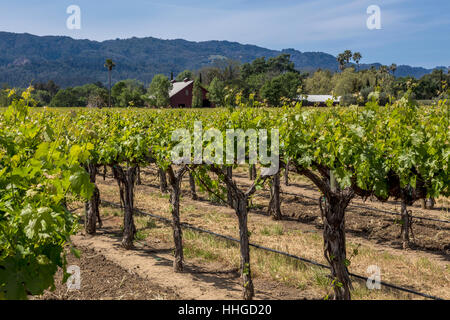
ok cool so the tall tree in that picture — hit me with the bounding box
[337,54,346,72]
[260,72,302,106]
[305,70,334,94]
[379,65,389,74]
[192,79,203,108]
[148,74,172,107]
[390,63,398,76]
[111,79,146,108]
[34,80,60,97]
[267,54,297,74]
[104,59,116,108]
[337,50,353,71]
[352,52,362,71]
[207,77,226,107]
[176,70,194,82]
[343,50,353,63]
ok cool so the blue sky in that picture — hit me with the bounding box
[0,0,449,68]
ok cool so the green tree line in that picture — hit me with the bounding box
[1,54,448,108]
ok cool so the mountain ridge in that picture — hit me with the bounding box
[0,31,438,88]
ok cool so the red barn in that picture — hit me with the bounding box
[169,79,213,108]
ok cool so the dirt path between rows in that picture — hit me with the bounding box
[34,245,178,300]
[71,232,311,300]
[82,166,448,300]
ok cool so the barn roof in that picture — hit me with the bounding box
[169,80,194,98]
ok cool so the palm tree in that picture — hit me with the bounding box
[390,63,397,76]
[353,52,362,71]
[337,50,353,72]
[104,59,116,108]
[343,50,353,65]
[337,53,346,71]
[379,65,388,74]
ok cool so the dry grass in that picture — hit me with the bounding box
[90,167,449,300]
[127,212,414,300]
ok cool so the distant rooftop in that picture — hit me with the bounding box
[297,95,341,103]
[169,79,194,98]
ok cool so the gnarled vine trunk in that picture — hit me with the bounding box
[422,198,435,209]
[268,170,282,220]
[225,166,234,209]
[319,192,353,300]
[170,181,183,272]
[206,165,266,300]
[399,187,416,249]
[112,165,137,250]
[284,159,290,186]
[296,166,354,299]
[189,172,197,200]
[159,168,168,193]
[112,168,125,210]
[420,198,426,209]
[215,166,258,300]
[426,198,435,209]
[400,197,410,250]
[249,164,256,180]
[85,163,100,235]
[136,166,142,185]
[236,196,254,300]
[167,166,188,272]
[420,198,435,210]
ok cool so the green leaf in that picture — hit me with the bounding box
[344,259,351,267]
[71,247,81,259]
[69,169,94,199]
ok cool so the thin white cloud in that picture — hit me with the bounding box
[132,0,420,48]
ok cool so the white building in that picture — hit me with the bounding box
[297,95,341,106]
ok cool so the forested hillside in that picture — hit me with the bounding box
[0,32,438,87]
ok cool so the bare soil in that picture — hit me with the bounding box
[33,245,178,300]
[66,218,316,300]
